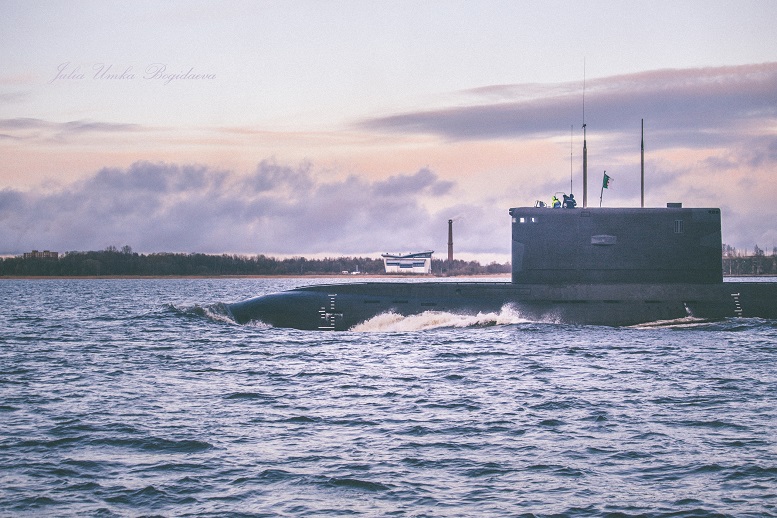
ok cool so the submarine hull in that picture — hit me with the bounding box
[228,206,776,330]
[227,281,776,330]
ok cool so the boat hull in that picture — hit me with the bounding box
[227,281,777,330]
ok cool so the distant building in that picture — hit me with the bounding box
[23,250,59,259]
[381,251,433,274]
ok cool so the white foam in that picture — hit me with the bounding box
[244,319,273,329]
[630,316,710,329]
[200,303,239,325]
[350,305,534,332]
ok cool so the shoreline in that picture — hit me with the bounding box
[0,273,513,280]
[3,274,775,280]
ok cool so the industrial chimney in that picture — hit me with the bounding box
[447,219,453,262]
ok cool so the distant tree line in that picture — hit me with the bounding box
[722,244,777,276]
[0,246,512,277]
[8,243,774,277]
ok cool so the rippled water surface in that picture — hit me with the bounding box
[1,278,776,517]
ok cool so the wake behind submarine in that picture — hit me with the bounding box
[228,204,777,330]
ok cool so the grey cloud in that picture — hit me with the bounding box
[373,167,453,197]
[746,137,777,168]
[60,120,143,133]
[359,101,571,140]
[0,161,475,256]
[86,161,218,194]
[0,118,145,141]
[0,188,25,214]
[0,91,28,104]
[244,159,315,194]
[0,118,48,130]
[358,63,777,151]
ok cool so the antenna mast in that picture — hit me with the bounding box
[570,125,573,194]
[582,59,588,208]
[641,119,645,208]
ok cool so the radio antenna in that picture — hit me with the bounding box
[641,118,645,208]
[570,125,573,194]
[582,59,588,208]
[582,58,586,127]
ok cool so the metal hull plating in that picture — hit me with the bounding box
[227,281,777,330]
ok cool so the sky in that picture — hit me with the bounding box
[1,0,776,262]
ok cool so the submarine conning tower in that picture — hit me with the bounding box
[509,205,723,284]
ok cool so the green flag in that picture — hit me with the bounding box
[602,172,612,189]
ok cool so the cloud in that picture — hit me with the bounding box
[373,168,453,197]
[745,136,777,169]
[0,160,485,257]
[0,91,28,104]
[0,118,143,132]
[244,160,315,194]
[0,118,146,142]
[358,63,777,150]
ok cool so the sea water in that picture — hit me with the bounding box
[1,278,775,517]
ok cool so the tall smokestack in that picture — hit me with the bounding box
[447,219,453,262]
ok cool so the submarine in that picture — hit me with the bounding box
[227,203,777,330]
